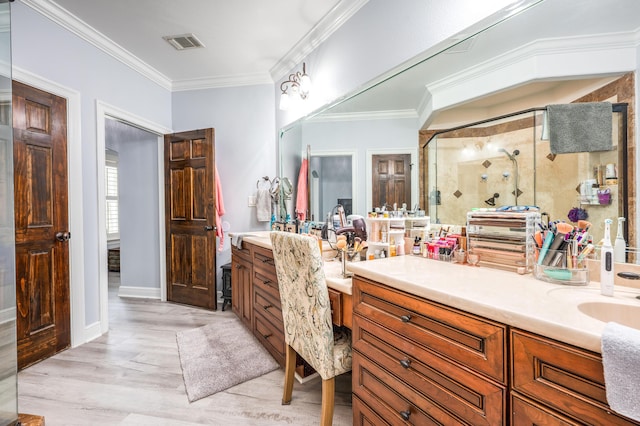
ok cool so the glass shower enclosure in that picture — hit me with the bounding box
[0,0,16,424]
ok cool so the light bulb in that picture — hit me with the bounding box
[279,92,290,110]
[300,74,311,95]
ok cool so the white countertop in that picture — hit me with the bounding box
[347,255,640,353]
[233,231,640,353]
[231,231,353,294]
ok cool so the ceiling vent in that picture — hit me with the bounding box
[163,33,205,50]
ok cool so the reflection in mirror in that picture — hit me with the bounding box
[309,153,354,221]
[423,101,629,249]
[280,0,640,254]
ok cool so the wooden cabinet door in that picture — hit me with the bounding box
[13,81,70,369]
[164,129,217,310]
[231,254,252,328]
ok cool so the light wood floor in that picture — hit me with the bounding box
[17,273,353,425]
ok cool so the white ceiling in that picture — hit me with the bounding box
[25,0,367,91]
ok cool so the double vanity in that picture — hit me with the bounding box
[231,231,640,424]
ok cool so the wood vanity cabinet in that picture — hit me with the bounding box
[511,329,640,425]
[251,245,286,366]
[231,245,252,328]
[352,276,508,425]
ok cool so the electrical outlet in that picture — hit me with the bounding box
[248,195,257,207]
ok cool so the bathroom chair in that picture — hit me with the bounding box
[269,231,352,426]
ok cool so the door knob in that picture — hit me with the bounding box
[56,231,71,242]
[204,225,215,231]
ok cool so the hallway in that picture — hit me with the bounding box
[17,274,352,425]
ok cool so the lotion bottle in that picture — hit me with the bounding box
[614,216,626,263]
[601,218,615,296]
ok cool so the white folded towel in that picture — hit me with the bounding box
[601,321,640,421]
[256,189,271,222]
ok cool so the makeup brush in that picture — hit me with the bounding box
[542,222,574,266]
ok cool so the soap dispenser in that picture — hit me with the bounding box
[614,216,626,263]
[601,218,614,297]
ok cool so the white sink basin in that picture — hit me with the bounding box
[578,301,640,330]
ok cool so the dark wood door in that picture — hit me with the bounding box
[372,154,411,210]
[13,81,71,370]
[164,129,217,310]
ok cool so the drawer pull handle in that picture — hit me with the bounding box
[263,280,272,286]
[400,359,411,369]
[399,410,411,421]
[400,314,412,323]
[263,304,273,310]
[263,333,272,339]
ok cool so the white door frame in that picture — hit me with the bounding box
[96,100,171,335]
[12,68,85,347]
[309,149,357,219]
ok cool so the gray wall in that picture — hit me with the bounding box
[11,2,172,326]
[10,0,519,335]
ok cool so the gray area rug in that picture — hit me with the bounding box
[176,317,280,402]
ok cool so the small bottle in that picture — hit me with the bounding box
[614,216,626,263]
[389,238,396,257]
[413,237,421,255]
[397,241,404,256]
[381,224,388,243]
[380,250,386,259]
[601,218,615,297]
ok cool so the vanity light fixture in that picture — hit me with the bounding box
[279,62,311,110]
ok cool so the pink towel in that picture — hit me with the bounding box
[215,164,225,251]
[295,158,308,221]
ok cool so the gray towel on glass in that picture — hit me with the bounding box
[547,102,612,154]
[601,321,640,421]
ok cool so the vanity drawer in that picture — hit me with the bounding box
[253,269,280,306]
[353,276,507,383]
[511,394,579,426]
[253,310,285,366]
[253,286,283,326]
[232,244,252,262]
[511,329,639,425]
[352,395,391,426]
[353,348,464,425]
[252,245,277,277]
[353,315,506,425]
[328,288,343,326]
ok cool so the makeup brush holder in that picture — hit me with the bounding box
[534,250,589,285]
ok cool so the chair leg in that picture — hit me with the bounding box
[320,377,335,426]
[282,344,296,405]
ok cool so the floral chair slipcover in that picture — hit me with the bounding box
[269,231,352,380]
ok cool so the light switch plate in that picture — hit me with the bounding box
[248,195,257,206]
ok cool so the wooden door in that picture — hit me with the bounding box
[372,154,411,210]
[165,129,217,310]
[13,81,71,370]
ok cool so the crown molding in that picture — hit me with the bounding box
[172,72,273,92]
[21,0,173,91]
[308,109,417,123]
[22,0,368,92]
[270,0,369,81]
[426,30,640,109]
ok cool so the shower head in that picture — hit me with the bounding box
[499,148,520,161]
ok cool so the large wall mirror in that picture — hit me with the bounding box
[279,0,639,250]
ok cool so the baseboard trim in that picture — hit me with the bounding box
[118,286,161,300]
[83,321,102,345]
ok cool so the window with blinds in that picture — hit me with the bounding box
[106,150,119,240]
